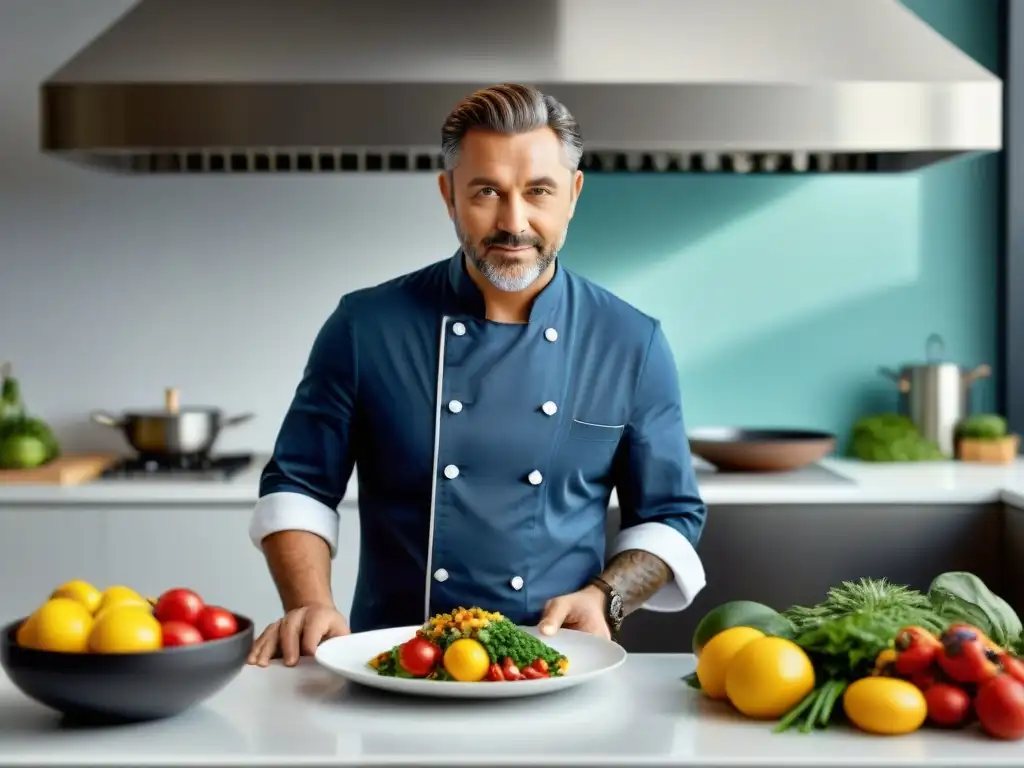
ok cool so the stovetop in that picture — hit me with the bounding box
[101,453,255,481]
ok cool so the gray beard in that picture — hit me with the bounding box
[455,222,559,293]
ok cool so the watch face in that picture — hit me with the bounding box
[609,593,624,621]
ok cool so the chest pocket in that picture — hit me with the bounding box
[568,419,625,443]
[558,418,625,482]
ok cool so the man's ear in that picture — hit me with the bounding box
[567,170,584,219]
[437,171,456,220]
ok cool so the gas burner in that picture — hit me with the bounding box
[102,452,255,481]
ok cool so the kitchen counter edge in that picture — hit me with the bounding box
[3,457,1024,508]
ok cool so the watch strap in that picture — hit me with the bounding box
[588,576,624,636]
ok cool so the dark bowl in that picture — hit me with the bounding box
[688,427,837,472]
[0,614,253,723]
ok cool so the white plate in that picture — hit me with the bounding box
[315,624,627,699]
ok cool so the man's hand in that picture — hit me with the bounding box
[538,585,610,640]
[247,605,350,667]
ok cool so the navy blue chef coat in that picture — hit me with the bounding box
[249,251,708,632]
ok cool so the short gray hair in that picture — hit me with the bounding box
[440,83,584,172]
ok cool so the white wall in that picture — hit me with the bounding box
[0,0,460,455]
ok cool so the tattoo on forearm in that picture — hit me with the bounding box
[600,549,672,615]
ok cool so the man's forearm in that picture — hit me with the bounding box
[600,548,672,616]
[261,530,335,612]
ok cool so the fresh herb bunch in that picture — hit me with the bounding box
[783,577,946,636]
[775,578,948,734]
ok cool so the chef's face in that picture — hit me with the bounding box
[439,127,584,293]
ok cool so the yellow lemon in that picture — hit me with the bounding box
[725,636,816,719]
[51,579,103,615]
[442,638,491,682]
[33,598,94,653]
[843,677,928,735]
[16,612,40,649]
[97,585,148,613]
[695,626,765,700]
[88,606,162,654]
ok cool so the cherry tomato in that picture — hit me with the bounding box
[487,663,505,682]
[397,636,441,677]
[924,683,972,728]
[160,620,204,648]
[910,669,939,692]
[194,606,238,641]
[975,675,1024,740]
[522,666,546,680]
[531,659,549,674]
[998,653,1024,686]
[153,588,205,626]
[502,657,523,681]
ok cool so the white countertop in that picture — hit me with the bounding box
[4,454,1024,508]
[1,654,1021,767]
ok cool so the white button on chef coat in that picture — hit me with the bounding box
[544,327,558,342]
[452,322,467,336]
[448,400,463,413]
[434,568,449,583]
[510,576,524,591]
[541,400,558,416]
[443,464,460,479]
[528,470,543,486]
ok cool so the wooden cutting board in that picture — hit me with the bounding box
[0,454,119,485]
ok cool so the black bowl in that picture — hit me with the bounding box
[0,614,253,723]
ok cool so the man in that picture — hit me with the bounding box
[247,83,708,668]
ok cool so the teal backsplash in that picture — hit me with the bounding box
[560,0,1001,451]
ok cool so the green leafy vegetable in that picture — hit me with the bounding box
[928,571,1023,650]
[955,414,1008,441]
[682,671,701,689]
[847,412,946,462]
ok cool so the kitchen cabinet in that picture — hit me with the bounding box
[615,501,1009,653]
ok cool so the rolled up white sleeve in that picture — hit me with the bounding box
[248,492,341,558]
[609,521,707,612]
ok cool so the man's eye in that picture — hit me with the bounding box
[477,187,498,197]
[529,188,552,196]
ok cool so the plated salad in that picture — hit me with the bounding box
[368,607,569,682]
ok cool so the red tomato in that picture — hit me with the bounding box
[487,663,505,682]
[154,588,205,626]
[397,636,441,677]
[531,658,549,674]
[522,666,546,680]
[924,683,972,728]
[502,657,523,681]
[975,675,1024,740]
[161,620,204,648]
[194,606,238,641]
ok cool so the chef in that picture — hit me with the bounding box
[247,83,708,667]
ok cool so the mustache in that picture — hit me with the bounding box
[483,231,542,249]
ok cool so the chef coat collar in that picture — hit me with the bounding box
[447,250,565,322]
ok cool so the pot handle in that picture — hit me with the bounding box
[963,364,992,388]
[91,410,125,428]
[222,412,255,428]
[878,366,911,394]
[926,333,946,363]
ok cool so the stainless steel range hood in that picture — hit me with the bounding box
[40,0,1003,175]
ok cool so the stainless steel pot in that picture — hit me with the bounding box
[879,334,990,456]
[91,387,255,456]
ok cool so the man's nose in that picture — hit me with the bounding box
[496,196,528,234]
